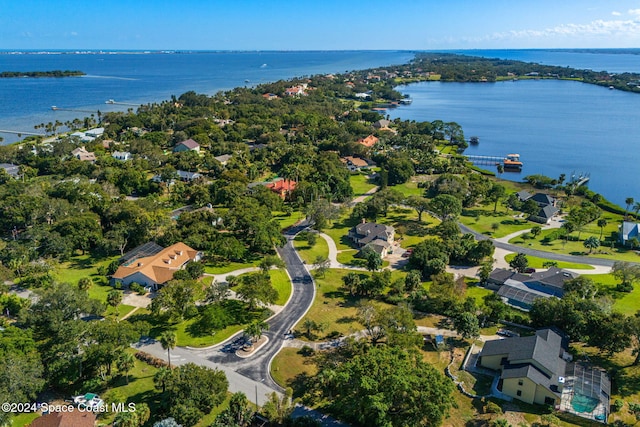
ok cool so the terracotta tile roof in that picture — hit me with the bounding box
[266,179,297,193]
[29,410,96,427]
[358,135,379,148]
[112,242,199,285]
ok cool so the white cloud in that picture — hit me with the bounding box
[612,11,622,16]
[629,9,640,16]
[474,17,640,43]
[70,31,78,36]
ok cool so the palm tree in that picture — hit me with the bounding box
[583,236,600,254]
[159,330,177,368]
[154,367,171,393]
[625,197,635,219]
[245,320,269,343]
[116,352,135,384]
[634,202,640,219]
[597,218,608,240]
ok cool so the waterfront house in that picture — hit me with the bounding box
[173,138,200,153]
[111,242,202,290]
[619,221,640,246]
[348,221,395,257]
[266,178,297,200]
[357,134,379,148]
[0,163,20,179]
[71,147,96,162]
[262,93,279,100]
[516,191,558,224]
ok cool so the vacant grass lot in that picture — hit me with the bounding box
[271,347,318,397]
[295,269,395,340]
[459,209,532,238]
[349,173,378,196]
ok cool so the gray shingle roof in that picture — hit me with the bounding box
[352,222,393,245]
[528,267,578,290]
[481,328,568,395]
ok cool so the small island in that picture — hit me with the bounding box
[0,70,85,78]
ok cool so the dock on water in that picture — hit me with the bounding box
[465,153,523,170]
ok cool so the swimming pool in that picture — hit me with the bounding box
[571,393,599,413]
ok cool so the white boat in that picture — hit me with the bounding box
[105,99,115,104]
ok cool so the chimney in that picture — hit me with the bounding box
[362,218,366,224]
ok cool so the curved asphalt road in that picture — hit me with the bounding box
[190,220,316,391]
[458,223,619,267]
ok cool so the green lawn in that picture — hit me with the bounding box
[175,317,244,348]
[293,234,329,265]
[503,253,594,270]
[270,347,318,397]
[203,260,260,275]
[323,211,358,251]
[509,225,640,262]
[270,268,292,305]
[466,285,493,303]
[336,249,360,266]
[459,208,532,238]
[583,273,640,315]
[349,173,378,196]
[53,254,118,285]
[274,210,304,230]
[390,180,424,198]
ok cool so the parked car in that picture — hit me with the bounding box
[402,248,413,258]
[524,267,536,273]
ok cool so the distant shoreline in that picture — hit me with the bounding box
[0,70,85,78]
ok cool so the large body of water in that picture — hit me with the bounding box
[387,79,640,207]
[0,50,414,144]
[1,49,639,206]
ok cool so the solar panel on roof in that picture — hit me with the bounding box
[120,242,164,265]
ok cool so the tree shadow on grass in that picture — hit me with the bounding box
[336,316,358,324]
[289,373,313,399]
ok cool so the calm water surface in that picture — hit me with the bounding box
[0,51,413,144]
[388,80,640,207]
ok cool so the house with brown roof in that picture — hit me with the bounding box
[29,410,96,427]
[357,134,379,148]
[340,156,373,172]
[173,138,200,153]
[262,93,279,100]
[111,242,201,289]
[266,179,297,200]
[71,147,96,162]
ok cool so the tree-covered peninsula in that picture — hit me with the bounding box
[0,70,85,78]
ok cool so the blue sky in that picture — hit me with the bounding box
[2,0,640,50]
